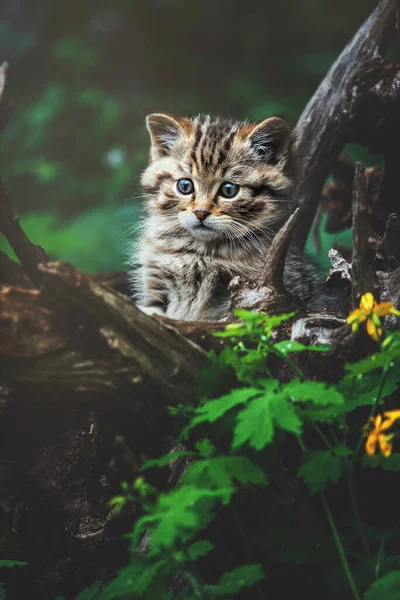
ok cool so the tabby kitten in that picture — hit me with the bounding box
[131,113,330,321]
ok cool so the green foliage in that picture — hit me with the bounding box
[186,540,214,561]
[298,449,346,494]
[0,561,28,600]
[232,388,302,451]
[0,561,27,568]
[0,204,141,273]
[188,387,261,430]
[362,454,400,471]
[283,380,345,406]
[78,307,400,599]
[183,456,268,501]
[74,583,101,600]
[205,564,264,596]
[2,0,381,274]
[364,571,400,600]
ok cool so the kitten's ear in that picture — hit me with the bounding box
[146,113,187,159]
[247,117,292,166]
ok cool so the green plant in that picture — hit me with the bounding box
[0,562,28,599]
[69,293,400,599]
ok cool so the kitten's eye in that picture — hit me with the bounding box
[219,182,239,199]
[177,178,194,195]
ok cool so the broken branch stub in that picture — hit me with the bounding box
[229,208,302,315]
[257,207,301,292]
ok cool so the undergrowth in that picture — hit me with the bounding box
[2,295,400,599]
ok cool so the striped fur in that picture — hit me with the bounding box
[130,114,335,321]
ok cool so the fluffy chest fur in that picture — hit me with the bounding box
[136,217,265,321]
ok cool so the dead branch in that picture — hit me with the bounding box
[227,208,303,316]
[257,207,301,292]
[0,65,48,286]
[0,62,11,132]
[1,262,209,405]
[293,0,400,248]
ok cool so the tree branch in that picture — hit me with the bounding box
[293,0,400,248]
[0,63,48,287]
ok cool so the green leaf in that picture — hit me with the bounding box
[301,406,346,424]
[99,560,167,599]
[233,395,274,451]
[273,393,303,435]
[298,450,343,494]
[195,348,236,399]
[340,363,400,411]
[206,564,264,596]
[232,391,302,451]
[183,456,267,503]
[187,540,214,560]
[75,582,101,600]
[363,454,400,471]
[274,340,329,353]
[189,387,262,430]
[141,451,195,471]
[0,583,6,600]
[0,561,28,568]
[284,380,344,406]
[364,570,400,600]
[214,310,295,339]
[195,438,215,458]
[333,444,352,458]
[380,454,400,471]
[132,485,224,553]
[346,350,400,375]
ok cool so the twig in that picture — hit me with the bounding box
[0,62,12,132]
[0,63,48,286]
[0,179,48,287]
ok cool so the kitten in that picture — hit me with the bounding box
[131,113,337,321]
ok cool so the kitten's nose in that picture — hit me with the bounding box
[194,209,211,222]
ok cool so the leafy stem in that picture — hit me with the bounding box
[312,423,334,452]
[352,364,390,463]
[182,568,206,599]
[346,464,371,563]
[230,506,267,600]
[321,495,361,600]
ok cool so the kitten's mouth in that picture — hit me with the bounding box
[188,222,221,238]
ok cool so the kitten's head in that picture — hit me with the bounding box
[141,113,296,243]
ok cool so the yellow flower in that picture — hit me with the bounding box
[365,410,400,457]
[347,292,400,341]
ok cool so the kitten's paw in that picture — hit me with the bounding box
[137,305,165,317]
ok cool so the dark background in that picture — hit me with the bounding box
[0,0,377,272]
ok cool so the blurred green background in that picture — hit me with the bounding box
[0,0,378,273]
